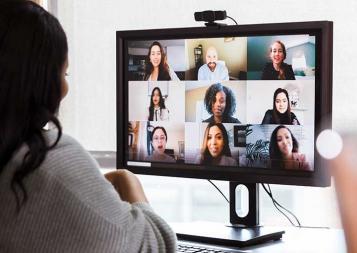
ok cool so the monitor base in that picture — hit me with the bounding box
[173,222,284,247]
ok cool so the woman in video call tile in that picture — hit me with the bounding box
[143,41,179,81]
[197,123,237,166]
[203,83,241,123]
[269,125,310,170]
[262,88,300,125]
[147,87,169,121]
[261,41,295,80]
[145,126,176,163]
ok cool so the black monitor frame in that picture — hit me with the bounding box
[117,21,333,187]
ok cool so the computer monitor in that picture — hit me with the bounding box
[117,21,333,246]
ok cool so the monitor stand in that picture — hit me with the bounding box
[175,182,285,247]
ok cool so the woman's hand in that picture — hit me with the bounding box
[105,169,148,204]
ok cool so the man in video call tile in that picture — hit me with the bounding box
[198,46,229,81]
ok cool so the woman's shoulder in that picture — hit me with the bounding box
[164,154,176,163]
[194,154,203,164]
[203,116,214,123]
[282,62,293,69]
[290,112,300,125]
[290,111,298,119]
[282,63,295,79]
[221,155,238,166]
[168,66,179,81]
[220,115,240,123]
[145,153,176,163]
[144,154,153,162]
[44,130,85,153]
[262,110,273,124]
[263,62,273,70]
[159,108,169,121]
[264,109,273,116]
[261,63,275,79]
[42,130,100,175]
[290,111,299,120]
[227,116,241,123]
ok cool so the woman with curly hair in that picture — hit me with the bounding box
[203,83,240,123]
[144,41,179,81]
[269,125,310,170]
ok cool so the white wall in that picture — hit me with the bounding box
[166,46,186,72]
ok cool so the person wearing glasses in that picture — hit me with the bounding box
[145,126,176,163]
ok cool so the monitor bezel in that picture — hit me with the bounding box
[117,21,333,187]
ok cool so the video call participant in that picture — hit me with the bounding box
[198,123,237,166]
[198,46,229,81]
[144,41,179,81]
[203,83,241,123]
[145,126,176,163]
[261,40,295,80]
[0,1,176,252]
[262,88,300,125]
[269,125,311,170]
[147,87,169,121]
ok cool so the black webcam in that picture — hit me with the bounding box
[194,10,227,27]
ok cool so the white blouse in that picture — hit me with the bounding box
[147,107,169,121]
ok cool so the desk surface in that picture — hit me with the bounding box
[172,222,346,253]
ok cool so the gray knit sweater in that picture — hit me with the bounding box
[0,130,177,253]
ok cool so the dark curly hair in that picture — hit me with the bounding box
[204,83,236,117]
[269,125,299,168]
[0,0,67,210]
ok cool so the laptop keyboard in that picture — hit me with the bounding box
[177,241,246,253]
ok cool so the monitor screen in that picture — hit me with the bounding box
[117,21,333,187]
